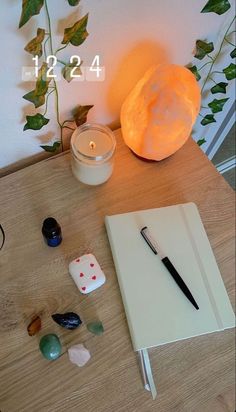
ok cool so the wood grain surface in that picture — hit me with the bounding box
[0,129,235,412]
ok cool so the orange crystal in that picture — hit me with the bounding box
[27,316,42,336]
[120,64,201,160]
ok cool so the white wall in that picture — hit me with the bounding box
[0,0,234,169]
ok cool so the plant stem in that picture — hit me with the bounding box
[45,0,53,55]
[63,125,75,131]
[55,44,68,55]
[57,59,67,66]
[198,61,212,71]
[54,84,64,151]
[227,30,236,36]
[209,77,217,84]
[43,88,55,115]
[224,38,235,47]
[45,0,63,151]
[211,71,223,75]
[43,36,50,59]
[201,16,236,94]
[62,119,75,126]
[206,54,214,61]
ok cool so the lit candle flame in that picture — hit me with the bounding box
[89,141,96,150]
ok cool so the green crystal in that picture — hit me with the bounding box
[39,334,62,360]
[87,321,104,336]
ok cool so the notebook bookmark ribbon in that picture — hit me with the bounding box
[141,349,157,399]
[139,350,150,391]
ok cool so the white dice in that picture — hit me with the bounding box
[69,254,106,294]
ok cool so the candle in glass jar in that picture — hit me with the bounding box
[70,123,116,185]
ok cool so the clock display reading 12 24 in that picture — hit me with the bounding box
[32,54,105,81]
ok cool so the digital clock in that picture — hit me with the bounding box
[22,54,105,82]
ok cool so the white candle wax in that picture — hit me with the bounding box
[70,124,116,186]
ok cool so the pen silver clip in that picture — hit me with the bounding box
[140,226,165,259]
[140,226,157,255]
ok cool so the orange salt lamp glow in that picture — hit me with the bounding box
[120,64,201,160]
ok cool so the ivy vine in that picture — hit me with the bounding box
[19,0,235,151]
[187,0,236,146]
[19,0,93,152]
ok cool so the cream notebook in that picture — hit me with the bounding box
[105,203,235,352]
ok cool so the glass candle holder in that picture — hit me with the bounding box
[70,123,116,186]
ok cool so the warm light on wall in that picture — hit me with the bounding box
[120,64,201,161]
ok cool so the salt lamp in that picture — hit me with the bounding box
[120,64,201,160]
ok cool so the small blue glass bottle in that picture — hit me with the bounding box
[42,217,62,247]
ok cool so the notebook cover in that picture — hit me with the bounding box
[105,203,235,351]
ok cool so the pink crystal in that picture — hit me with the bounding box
[68,344,91,367]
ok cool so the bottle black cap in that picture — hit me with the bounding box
[42,217,61,238]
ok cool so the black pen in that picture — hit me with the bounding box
[140,226,199,310]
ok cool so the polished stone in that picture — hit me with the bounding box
[68,344,91,367]
[87,321,104,336]
[39,334,62,360]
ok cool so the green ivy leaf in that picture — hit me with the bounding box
[197,138,206,146]
[35,63,51,95]
[19,0,44,28]
[23,63,51,108]
[210,82,228,94]
[208,98,229,113]
[24,28,45,57]
[40,142,61,152]
[201,114,216,126]
[223,63,236,80]
[230,48,236,59]
[68,0,80,5]
[201,0,231,15]
[194,40,214,60]
[62,61,82,83]
[87,321,104,336]
[23,113,49,131]
[73,105,94,126]
[62,14,89,46]
[187,65,201,81]
[23,90,45,108]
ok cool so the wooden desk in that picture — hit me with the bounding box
[0,130,235,412]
